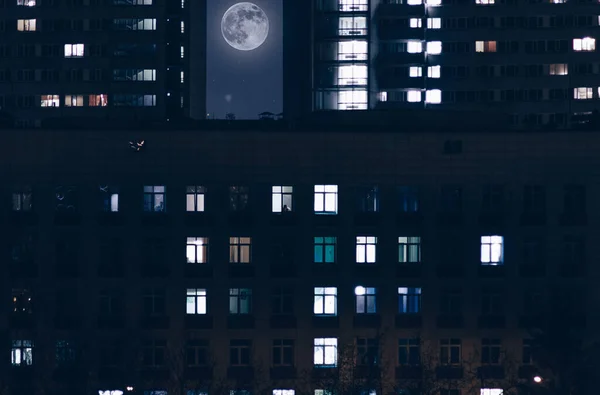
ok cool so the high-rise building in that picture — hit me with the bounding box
[0,127,596,395]
[0,0,192,128]
[306,0,600,129]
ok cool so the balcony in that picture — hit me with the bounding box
[185,264,213,278]
[478,315,506,329]
[436,365,463,379]
[312,316,339,328]
[140,315,170,329]
[270,315,297,329]
[353,314,381,328]
[396,263,421,278]
[270,212,297,226]
[228,315,255,329]
[141,213,170,226]
[97,315,125,329]
[270,263,296,278]
[519,263,546,278]
[97,212,125,226]
[229,264,255,278]
[478,264,506,278]
[9,211,38,225]
[184,212,214,227]
[185,314,213,329]
[54,212,81,226]
[395,314,422,328]
[436,314,463,329]
[270,366,296,380]
[395,366,422,379]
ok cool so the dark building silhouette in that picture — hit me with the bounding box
[0,127,596,395]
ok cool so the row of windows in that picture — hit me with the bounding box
[0,43,159,58]
[378,37,596,54]
[380,15,599,29]
[5,0,153,7]
[380,88,600,103]
[389,63,600,78]
[12,284,582,318]
[11,18,157,31]
[9,184,588,215]
[0,68,158,82]
[8,336,540,372]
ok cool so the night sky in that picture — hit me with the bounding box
[206,0,283,120]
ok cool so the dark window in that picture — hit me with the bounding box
[356,186,379,212]
[272,339,294,366]
[272,287,294,315]
[398,338,420,365]
[440,185,462,213]
[229,186,249,211]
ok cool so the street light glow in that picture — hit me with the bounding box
[533,376,543,383]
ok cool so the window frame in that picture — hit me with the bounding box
[480,235,504,265]
[272,185,293,212]
[314,236,336,263]
[313,287,337,316]
[398,287,422,314]
[229,237,251,264]
[143,185,166,212]
[314,185,338,214]
[313,338,338,367]
[356,236,377,264]
[229,288,252,315]
[187,237,209,264]
[398,236,421,263]
[355,286,376,314]
[186,185,206,212]
[186,288,207,315]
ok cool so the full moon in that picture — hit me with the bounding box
[221,2,269,51]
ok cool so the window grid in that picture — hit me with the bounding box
[272,186,293,212]
[314,287,337,316]
[355,286,376,314]
[143,185,165,212]
[398,236,421,263]
[229,237,251,264]
[186,288,207,315]
[314,185,338,214]
[314,338,337,367]
[187,237,208,264]
[398,338,420,365]
[480,236,504,265]
[356,236,377,264]
[186,186,206,212]
[229,288,252,314]
[314,237,336,263]
[398,287,422,313]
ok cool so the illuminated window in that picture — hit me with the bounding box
[314,338,337,367]
[89,94,108,107]
[186,288,207,314]
[410,18,422,28]
[64,44,85,58]
[11,340,33,365]
[476,41,497,53]
[356,338,378,366]
[229,237,251,264]
[17,0,36,6]
[440,339,461,365]
[187,237,208,264]
[314,237,336,263]
[40,94,60,107]
[574,87,593,99]
[338,65,368,85]
[65,95,84,107]
[113,18,156,30]
[481,236,504,265]
[339,16,367,35]
[113,0,152,3]
[12,187,32,211]
[475,0,494,3]
[143,186,165,212]
[426,0,441,5]
[480,390,503,395]
[398,287,421,313]
[99,185,118,212]
[356,236,377,263]
[407,41,422,53]
[399,237,421,263]
[378,91,387,102]
[17,19,36,31]
[573,37,595,51]
[273,391,295,395]
[99,391,124,395]
[399,186,419,212]
[426,89,442,103]
[338,40,368,60]
[339,89,368,110]
[339,0,368,11]
[427,41,442,54]
[56,340,76,364]
[181,71,185,83]
[407,0,422,4]
[409,67,422,77]
[186,186,206,212]
[314,185,338,214]
[428,65,441,78]
[314,287,337,316]
[181,45,185,58]
[427,18,441,29]
[315,391,334,395]
[407,90,422,102]
[355,286,376,313]
[113,69,156,81]
[549,63,568,75]
[229,288,252,314]
[180,21,185,33]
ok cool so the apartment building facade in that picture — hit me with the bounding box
[0,0,190,128]
[0,128,597,394]
[311,0,600,129]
